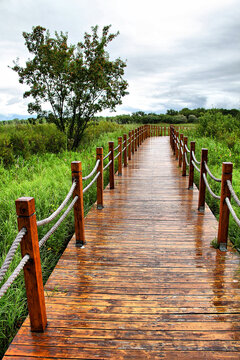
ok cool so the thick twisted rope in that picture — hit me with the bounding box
[0,228,27,283]
[0,254,30,299]
[103,160,112,171]
[185,152,189,167]
[192,160,200,173]
[203,173,220,200]
[37,181,77,227]
[185,144,190,153]
[114,144,120,151]
[39,196,78,249]
[83,172,100,194]
[181,148,183,155]
[103,151,111,160]
[122,146,127,152]
[177,143,179,150]
[225,197,240,227]
[192,151,201,165]
[82,159,100,181]
[204,161,221,183]
[114,152,120,160]
[227,180,240,207]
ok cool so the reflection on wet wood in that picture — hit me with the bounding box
[4,137,240,359]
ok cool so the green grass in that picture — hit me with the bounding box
[0,121,136,358]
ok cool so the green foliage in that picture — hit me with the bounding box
[11,25,128,149]
[197,111,240,141]
[0,123,66,166]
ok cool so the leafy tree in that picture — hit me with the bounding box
[11,25,128,149]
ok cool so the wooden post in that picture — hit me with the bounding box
[131,130,134,154]
[123,134,128,167]
[128,132,132,161]
[135,129,137,151]
[137,128,140,147]
[118,137,122,176]
[71,161,85,246]
[96,147,104,209]
[109,141,114,189]
[175,131,179,160]
[15,197,47,332]
[182,136,188,176]
[198,148,208,212]
[173,129,176,155]
[188,141,195,189]
[217,162,233,250]
[179,134,183,168]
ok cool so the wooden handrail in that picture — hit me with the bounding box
[198,148,208,211]
[71,161,85,246]
[97,147,104,209]
[188,141,195,189]
[118,137,122,176]
[217,162,233,249]
[15,197,47,332]
[109,141,114,189]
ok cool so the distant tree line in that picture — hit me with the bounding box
[1,108,239,126]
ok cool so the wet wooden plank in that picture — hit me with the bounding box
[4,137,240,359]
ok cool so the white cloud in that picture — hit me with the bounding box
[0,0,239,117]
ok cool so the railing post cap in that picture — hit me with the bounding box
[71,161,82,172]
[96,147,103,154]
[109,141,114,145]
[16,197,35,216]
[222,162,233,173]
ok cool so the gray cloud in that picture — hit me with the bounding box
[0,0,239,117]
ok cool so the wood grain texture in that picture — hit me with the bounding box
[5,137,240,359]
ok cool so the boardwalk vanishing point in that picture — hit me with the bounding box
[4,135,240,359]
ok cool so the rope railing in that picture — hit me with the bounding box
[82,159,100,181]
[204,161,221,183]
[103,159,112,171]
[37,181,77,227]
[169,124,238,252]
[103,151,111,160]
[192,151,200,165]
[203,173,221,200]
[83,171,100,194]
[0,125,154,331]
[225,197,240,227]
[192,159,200,173]
[227,180,240,207]
[184,152,189,167]
[114,152,120,160]
[39,196,79,248]
[0,254,30,299]
[0,228,27,283]
[185,144,190,153]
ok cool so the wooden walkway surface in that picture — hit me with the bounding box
[4,136,240,359]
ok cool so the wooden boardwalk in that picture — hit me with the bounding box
[4,136,240,359]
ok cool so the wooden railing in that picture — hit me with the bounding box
[170,125,240,252]
[0,124,160,332]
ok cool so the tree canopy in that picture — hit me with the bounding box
[11,25,128,149]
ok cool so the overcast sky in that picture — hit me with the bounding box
[0,0,239,119]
